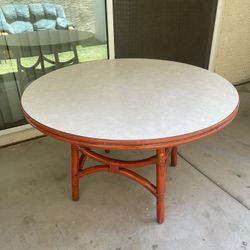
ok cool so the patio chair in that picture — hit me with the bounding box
[0,3,74,35]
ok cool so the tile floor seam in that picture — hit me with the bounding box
[234,81,250,87]
[178,153,250,211]
[0,135,45,149]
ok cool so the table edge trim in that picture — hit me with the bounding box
[21,102,239,149]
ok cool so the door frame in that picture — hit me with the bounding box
[208,0,225,71]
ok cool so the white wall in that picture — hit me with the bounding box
[213,0,250,84]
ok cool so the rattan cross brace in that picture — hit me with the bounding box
[71,145,177,224]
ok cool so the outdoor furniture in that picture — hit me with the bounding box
[21,59,239,224]
[0,3,73,35]
[0,30,94,94]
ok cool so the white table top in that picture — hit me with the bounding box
[21,59,239,141]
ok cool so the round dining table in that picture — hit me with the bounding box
[21,59,239,224]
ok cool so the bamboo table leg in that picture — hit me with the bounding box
[171,147,178,167]
[71,144,79,201]
[156,148,167,224]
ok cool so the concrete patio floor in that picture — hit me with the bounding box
[0,83,249,250]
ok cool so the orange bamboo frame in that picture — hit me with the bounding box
[72,146,170,223]
[22,103,239,224]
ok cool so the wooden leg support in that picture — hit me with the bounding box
[171,147,178,167]
[70,145,170,224]
[71,144,79,201]
[156,148,167,224]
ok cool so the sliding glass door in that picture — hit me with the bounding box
[0,0,108,130]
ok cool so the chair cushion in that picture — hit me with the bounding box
[29,3,44,21]
[0,9,14,33]
[56,17,69,29]
[0,22,14,34]
[33,19,56,31]
[43,4,57,19]
[55,5,66,18]
[1,5,17,23]
[11,21,33,33]
[14,4,30,21]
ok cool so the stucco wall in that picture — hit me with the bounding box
[0,0,95,32]
[214,0,250,83]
